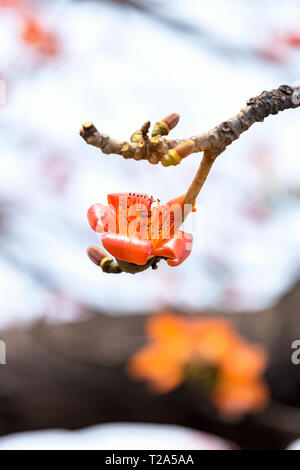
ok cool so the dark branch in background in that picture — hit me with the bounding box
[0,201,59,289]
[2,280,300,449]
[105,0,154,12]
[88,0,270,61]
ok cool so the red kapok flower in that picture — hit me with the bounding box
[87,192,194,267]
[127,312,269,418]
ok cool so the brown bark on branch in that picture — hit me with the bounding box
[1,280,300,449]
[80,85,300,165]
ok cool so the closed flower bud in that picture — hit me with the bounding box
[152,113,180,137]
[161,140,195,167]
[130,130,143,143]
[162,113,180,131]
[86,246,108,266]
[152,121,169,137]
[173,140,195,159]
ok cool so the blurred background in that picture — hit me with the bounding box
[0,0,300,450]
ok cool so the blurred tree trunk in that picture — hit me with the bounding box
[1,281,300,449]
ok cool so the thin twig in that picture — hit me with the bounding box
[184,151,214,208]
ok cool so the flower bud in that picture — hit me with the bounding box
[86,246,108,266]
[161,140,195,167]
[173,140,195,159]
[162,113,180,131]
[152,113,180,137]
[130,130,143,143]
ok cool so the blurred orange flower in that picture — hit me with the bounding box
[20,16,60,58]
[127,312,269,418]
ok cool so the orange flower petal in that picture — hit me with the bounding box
[166,232,193,267]
[151,231,193,267]
[191,318,238,363]
[148,369,184,393]
[146,313,193,361]
[147,312,187,340]
[127,343,184,393]
[220,341,268,382]
[212,379,269,417]
[87,203,110,233]
[102,233,153,265]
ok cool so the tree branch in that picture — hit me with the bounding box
[2,280,300,448]
[80,85,300,166]
[184,151,214,207]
